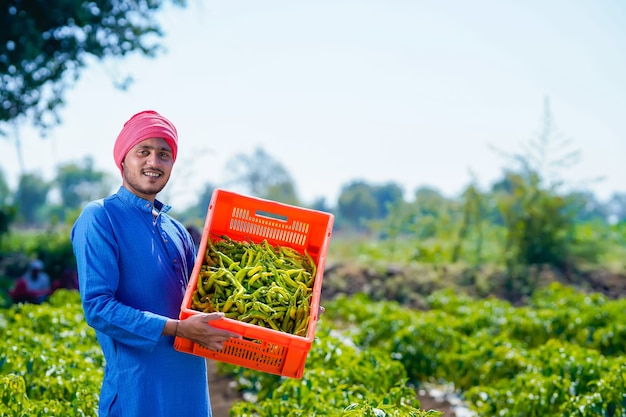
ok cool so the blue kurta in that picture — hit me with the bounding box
[71,186,211,417]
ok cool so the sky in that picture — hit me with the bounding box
[1,0,625,209]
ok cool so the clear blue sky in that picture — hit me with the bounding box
[1,0,625,209]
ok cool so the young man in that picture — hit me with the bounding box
[71,110,240,417]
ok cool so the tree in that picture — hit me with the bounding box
[1,0,185,136]
[55,156,112,211]
[179,181,216,224]
[406,186,454,239]
[309,196,332,213]
[606,192,626,224]
[452,183,486,264]
[565,191,606,223]
[496,171,573,267]
[371,182,405,218]
[412,186,449,217]
[0,168,16,244]
[263,182,300,206]
[336,180,405,232]
[14,172,50,225]
[224,147,300,205]
[0,203,16,246]
[490,97,592,197]
[0,167,10,205]
[336,181,379,231]
[490,100,584,297]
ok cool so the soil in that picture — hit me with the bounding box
[207,359,243,417]
[414,394,457,416]
[417,394,456,417]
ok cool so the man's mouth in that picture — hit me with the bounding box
[143,170,163,178]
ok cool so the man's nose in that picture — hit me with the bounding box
[147,152,163,166]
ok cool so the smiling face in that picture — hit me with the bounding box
[121,137,174,202]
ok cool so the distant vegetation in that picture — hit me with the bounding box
[1,104,625,305]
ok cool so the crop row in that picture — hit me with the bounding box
[3,283,625,416]
[1,290,439,416]
[320,282,626,416]
[0,290,103,417]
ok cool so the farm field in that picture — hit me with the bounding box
[2,268,625,416]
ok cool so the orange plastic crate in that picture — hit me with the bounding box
[174,188,334,379]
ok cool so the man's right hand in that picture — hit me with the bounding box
[178,313,242,351]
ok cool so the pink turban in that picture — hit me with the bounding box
[113,110,178,175]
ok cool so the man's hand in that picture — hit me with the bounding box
[178,312,242,351]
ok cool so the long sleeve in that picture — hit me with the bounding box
[71,200,166,351]
[70,188,211,417]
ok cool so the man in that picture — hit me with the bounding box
[71,110,240,417]
[9,259,52,304]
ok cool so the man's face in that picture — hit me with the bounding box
[121,137,174,201]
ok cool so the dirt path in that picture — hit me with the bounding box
[207,359,243,417]
[417,396,456,416]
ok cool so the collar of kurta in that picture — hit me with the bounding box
[117,186,172,215]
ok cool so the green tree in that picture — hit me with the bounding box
[452,183,486,264]
[263,182,300,206]
[0,168,16,244]
[566,191,606,223]
[514,98,581,190]
[55,157,112,210]
[0,168,10,205]
[412,187,450,215]
[1,0,186,133]
[491,100,584,297]
[309,196,333,213]
[495,171,573,268]
[224,147,300,205]
[14,172,50,225]
[409,186,453,239]
[1,0,186,176]
[606,192,626,223]
[336,181,379,231]
[371,182,404,218]
[336,180,405,231]
[179,181,216,224]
